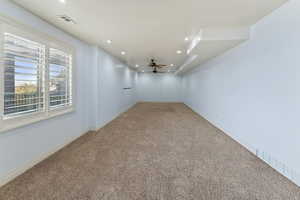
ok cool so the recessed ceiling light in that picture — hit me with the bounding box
[135,64,139,68]
[142,70,145,72]
[184,37,189,41]
[176,50,182,54]
[59,0,66,3]
[106,40,112,44]
[170,64,174,67]
[121,51,126,55]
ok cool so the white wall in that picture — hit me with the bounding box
[0,0,137,186]
[182,0,300,185]
[2,0,298,189]
[137,73,182,102]
[0,0,93,185]
[91,47,138,130]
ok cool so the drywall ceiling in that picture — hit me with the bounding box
[12,0,287,74]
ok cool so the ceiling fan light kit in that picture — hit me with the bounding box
[148,59,171,74]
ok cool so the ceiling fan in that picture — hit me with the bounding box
[148,59,168,73]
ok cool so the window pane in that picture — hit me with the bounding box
[49,48,72,109]
[3,33,45,117]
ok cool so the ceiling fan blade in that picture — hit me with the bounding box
[157,64,167,67]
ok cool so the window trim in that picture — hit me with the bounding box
[0,15,76,133]
[3,32,46,119]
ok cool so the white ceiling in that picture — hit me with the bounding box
[12,0,287,73]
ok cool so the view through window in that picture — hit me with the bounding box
[1,32,73,121]
[3,33,45,117]
[49,48,72,109]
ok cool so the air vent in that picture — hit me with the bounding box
[58,15,76,24]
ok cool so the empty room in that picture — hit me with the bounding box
[0,0,300,199]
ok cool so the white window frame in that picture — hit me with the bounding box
[0,16,76,133]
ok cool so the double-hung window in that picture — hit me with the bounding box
[0,19,74,132]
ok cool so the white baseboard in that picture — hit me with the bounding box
[3,102,298,189]
[0,131,94,188]
[0,103,138,188]
[184,103,300,187]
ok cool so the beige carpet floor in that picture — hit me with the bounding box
[0,103,299,200]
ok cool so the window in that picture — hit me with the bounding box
[0,20,74,132]
[49,48,72,109]
[3,33,45,118]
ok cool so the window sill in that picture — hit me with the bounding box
[0,107,75,134]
